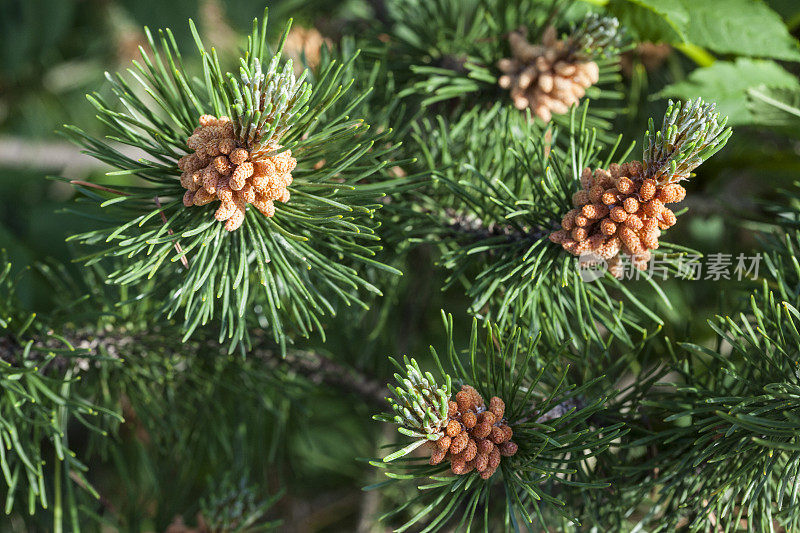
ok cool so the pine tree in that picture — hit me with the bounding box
[1,0,800,531]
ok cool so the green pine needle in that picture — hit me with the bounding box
[372,312,624,531]
[571,13,625,60]
[643,98,732,184]
[63,9,402,353]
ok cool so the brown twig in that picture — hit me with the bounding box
[2,328,386,407]
[514,397,587,425]
[275,348,386,406]
[69,180,129,197]
[442,209,551,243]
[535,397,586,423]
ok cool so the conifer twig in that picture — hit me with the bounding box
[69,180,129,197]
[64,10,402,352]
[443,209,549,242]
[1,331,385,405]
[275,349,386,406]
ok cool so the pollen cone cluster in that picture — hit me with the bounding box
[498,27,599,122]
[178,114,296,231]
[428,385,517,480]
[549,161,686,277]
[284,26,330,74]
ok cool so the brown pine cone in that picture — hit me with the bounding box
[178,115,295,231]
[475,452,489,472]
[451,459,468,475]
[430,447,447,465]
[476,438,494,456]
[490,426,507,445]
[446,420,462,438]
[462,410,477,428]
[458,439,478,462]
[549,161,691,277]
[661,208,677,227]
[497,26,600,122]
[488,447,501,469]
[450,431,469,455]
[462,460,476,475]
[465,385,485,408]
[425,386,518,478]
[455,389,475,413]
[448,401,459,417]
[473,422,492,439]
[499,441,518,457]
[640,179,657,201]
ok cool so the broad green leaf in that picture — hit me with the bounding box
[660,58,800,124]
[676,0,800,60]
[609,0,800,61]
[748,86,800,136]
[605,0,685,43]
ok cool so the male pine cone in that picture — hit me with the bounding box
[498,26,600,122]
[550,98,731,278]
[428,385,517,480]
[549,161,685,277]
[179,114,296,231]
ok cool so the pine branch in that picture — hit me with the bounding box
[371,313,625,530]
[407,102,671,348]
[385,0,624,132]
[265,348,386,406]
[0,328,386,406]
[0,266,120,517]
[64,10,405,353]
[442,209,550,243]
